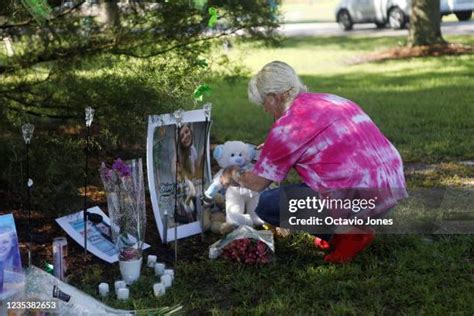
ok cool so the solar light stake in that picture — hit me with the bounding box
[83,107,95,260]
[22,123,34,267]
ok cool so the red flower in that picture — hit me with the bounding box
[222,238,272,265]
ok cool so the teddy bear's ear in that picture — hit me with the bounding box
[247,144,256,160]
[213,145,224,160]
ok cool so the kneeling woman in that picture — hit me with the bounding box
[220,61,408,263]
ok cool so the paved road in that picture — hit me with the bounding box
[279,20,474,37]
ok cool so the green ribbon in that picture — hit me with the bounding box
[193,84,211,101]
[44,263,54,274]
[21,0,52,24]
[208,7,218,28]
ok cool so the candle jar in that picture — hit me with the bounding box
[163,269,174,280]
[160,275,172,288]
[147,255,157,268]
[117,287,130,300]
[154,263,165,276]
[98,283,109,297]
[153,283,166,297]
[114,280,126,294]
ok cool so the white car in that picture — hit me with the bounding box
[336,0,474,31]
[441,0,474,20]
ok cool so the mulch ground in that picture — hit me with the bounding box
[1,190,216,286]
[349,42,473,64]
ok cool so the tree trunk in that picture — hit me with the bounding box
[409,0,445,46]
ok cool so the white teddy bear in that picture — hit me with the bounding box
[204,141,265,228]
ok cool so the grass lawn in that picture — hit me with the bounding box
[208,34,474,163]
[68,34,474,314]
[1,2,473,313]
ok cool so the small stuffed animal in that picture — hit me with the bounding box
[202,192,234,234]
[205,141,264,228]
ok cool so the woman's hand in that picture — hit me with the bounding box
[256,143,265,150]
[220,165,273,192]
[220,166,241,188]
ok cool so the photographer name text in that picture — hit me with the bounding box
[288,216,393,226]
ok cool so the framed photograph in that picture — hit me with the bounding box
[0,213,24,299]
[147,106,212,242]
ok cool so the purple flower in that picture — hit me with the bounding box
[112,158,131,177]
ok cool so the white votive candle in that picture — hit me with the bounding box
[114,280,126,294]
[161,274,172,288]
[147,255,157,268]
[98,283,109,297]
[154,263,165,276]
[117,287,130,300]
[153,282,166,297]
[163,269,174,280]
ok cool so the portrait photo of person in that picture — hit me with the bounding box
[177,123,200,180]
[0,214,23,295]
[148,110,212,242]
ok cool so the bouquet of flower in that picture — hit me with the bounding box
[209,225,274,265]
[222,238,272,265]
[100,158,146,262]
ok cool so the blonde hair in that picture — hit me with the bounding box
[248,61,307,109]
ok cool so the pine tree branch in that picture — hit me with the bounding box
[2,93,75,119]
[112,26,248,58]
[0,1,86,30]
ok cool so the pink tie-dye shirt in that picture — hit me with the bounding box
[253,93,408,206]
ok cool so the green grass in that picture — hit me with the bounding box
[67,34,474,314]
[2,30,471,313]
[76,234,474,314]
[208,35,474,163]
